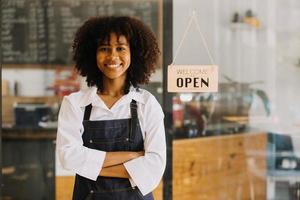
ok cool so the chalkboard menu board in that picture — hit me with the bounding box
[1,0,161,65]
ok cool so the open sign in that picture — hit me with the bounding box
[168,65,218,93]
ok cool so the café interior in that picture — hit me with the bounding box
[2,0,300,199]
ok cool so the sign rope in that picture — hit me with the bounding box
[171,11,216,66]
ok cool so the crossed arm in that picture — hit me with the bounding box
[99,151,144,178]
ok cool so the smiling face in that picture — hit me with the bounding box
[96,32,131,81]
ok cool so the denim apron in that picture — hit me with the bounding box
[72,100,154,200]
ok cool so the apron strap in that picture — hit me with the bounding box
[83,104,92,121]
[81,104,93,195]
[130,100,138,142]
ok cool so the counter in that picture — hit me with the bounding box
[2,126,267,200]
[2,127,56,199]
[171,132,267,200]
[2,127,163,199]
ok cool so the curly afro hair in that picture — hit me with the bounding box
[72,16,160,94]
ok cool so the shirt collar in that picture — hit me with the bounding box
[78,86,146,108]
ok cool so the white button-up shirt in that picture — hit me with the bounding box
[56,86,166,195]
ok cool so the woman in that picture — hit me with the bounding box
[56,16,166,200]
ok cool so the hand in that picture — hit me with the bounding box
[103,151,144,168]
[138,151,145,156]
[131,151,145,159]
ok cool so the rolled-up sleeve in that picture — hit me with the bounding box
[124,96,166,195]
[56,97,106,180]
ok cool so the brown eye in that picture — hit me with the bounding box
[116,47,126,51]
[98,47,109,52]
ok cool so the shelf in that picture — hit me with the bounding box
[2,128,56,140]
[230,23,264,31]
[2,63,74,69]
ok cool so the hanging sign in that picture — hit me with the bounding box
[168,65,218,92]
[168,11,219,93]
